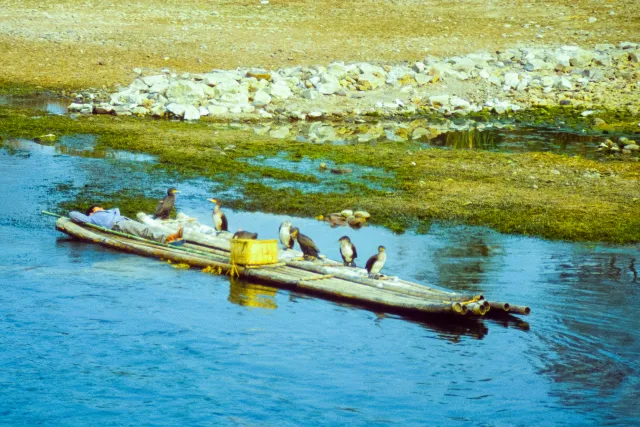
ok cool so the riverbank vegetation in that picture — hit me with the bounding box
[2,104,640,243]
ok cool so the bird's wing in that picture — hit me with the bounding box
[365,254,376,272]
[352,244,358,259]
[154,198,165,216]
[306,235,319,252]
[221,214,228,231]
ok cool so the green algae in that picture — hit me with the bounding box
[2,103,640,243]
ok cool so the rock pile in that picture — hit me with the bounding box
[69,42,639,121]
[317,209,371,228]
[597,137,639,154]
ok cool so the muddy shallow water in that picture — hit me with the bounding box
[1,127,639,425]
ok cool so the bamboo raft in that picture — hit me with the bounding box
[54,216,531,318]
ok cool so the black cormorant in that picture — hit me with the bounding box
[290,227,320,259]
[338,235,358,267]
[365,245,386,279]
[232,230,258,239]
[279,221,294,249]
[207,198,228,231]
[154,187,179,219]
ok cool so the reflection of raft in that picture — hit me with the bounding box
[54,217,530,318]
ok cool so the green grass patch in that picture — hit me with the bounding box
[2,104,640,242]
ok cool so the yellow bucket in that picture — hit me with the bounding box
[230,239,279,266]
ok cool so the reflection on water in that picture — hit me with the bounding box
[432,230,504,292]
[2,137,156,162]
[228,277,278,309]
[0,94,68,115]
[1,112,640,425]
[428,127,605,157]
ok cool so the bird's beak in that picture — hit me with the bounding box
[207,198,216,203]
[173,190,180,193]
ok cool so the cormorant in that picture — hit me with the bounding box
[290,227,320,259]
[279,221,294,249]
[233,230,258,239]
[154,187,180,219]
[365,245,386,279]
[338,235,358,267]
[207,198,228,231]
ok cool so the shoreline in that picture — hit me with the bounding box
[64,42,639,127]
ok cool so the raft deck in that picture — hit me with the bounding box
[55,217,530,318]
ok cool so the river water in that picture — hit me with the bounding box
[1,124,639,425]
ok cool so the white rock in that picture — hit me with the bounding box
[269,126,291,139]
[166,80,206,104]
[327,62,347,77]
[488,76,502,86]
[478,69,491,79]
[301,89,318,100]
[429,94,450,106]
[215,80,241,95]
[556,77,573,90]
[504,72,519,89]
[588,17,597,23]
[131,106,148,116]
[413,62,426,73]
[357,72,385,89]
[208,105,229,116]
[218,92,250,106]
[203,72,241,86]
[411,127,430,139]
[198,106,210,116]
[414,73,431,86]
[253,90,272,107]
[166,103,186,117]
[148,82,169,94]
[142,75,168,87]
[516,79,528,91]
[315,73,341,95]
[450,96,470,110]
[270,82,293,99]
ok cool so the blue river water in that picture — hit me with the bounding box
[1,136,639,426]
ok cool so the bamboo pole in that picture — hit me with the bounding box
[465,302,487,316]
[489,301,510,312]
[285,260,480,302]
[507,304,531,315]
[55,218,242,273]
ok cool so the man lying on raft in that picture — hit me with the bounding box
[70,206,183,244]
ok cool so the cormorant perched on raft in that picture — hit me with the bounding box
[232,230,258,240]
[365,245,386,279]
[338,235,358,267]
[290,227,320,260]
[279,221,294,250]
[154,187,180,219]
[207,198,228,231]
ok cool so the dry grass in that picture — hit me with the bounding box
[1,0,638,89]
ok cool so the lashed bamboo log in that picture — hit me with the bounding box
[56,218,242,273]
[286,260,481,302]
[507,304,531,315]
[53,216,529,318]
[489,301,510,312]
[465,302,487,316]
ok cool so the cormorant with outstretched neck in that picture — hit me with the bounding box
[290,227,320,259]
[154,187,179,219]
[207,198,228,231]
[279,221,294,249]
[233,230,258,239]
[365,245,386,279]
[338,235,358,267]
